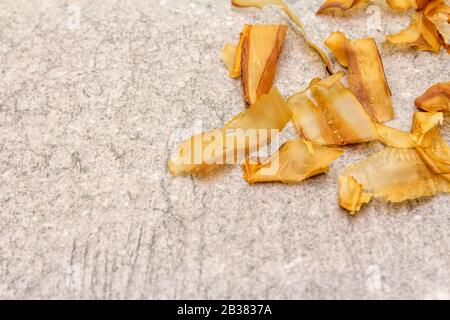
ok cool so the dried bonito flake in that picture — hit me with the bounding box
[338,176,373,214]
[316,0,430,14]
[241,25,288,106]
[386,0,450,53]
[375,112,449,173]
[424,0,450,51]
[386,0,421,11]
[325,33,395,122]
[411,112,450,179]
[415,81,450,112]
[231,0,334,74]
[324,31,349,67]
[288,72,379,146]
[386,12,441,52]
[339,148,450,213]
[316,0,365,14]
[168,88,292,176]
[339,111,450,213]
[243,139,343,184]
[222,24,287,97]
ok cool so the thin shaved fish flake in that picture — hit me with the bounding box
[387,0,450,53]
[411,112,450,179]
[317,0,365,14]
[231,0,334,74]
[241,25,287,106]
[168,88,291,176]
[317,0,431,14]
[243,139,343,184]
[415,81,450,112]
[221,24,287,103]
[339,148,450,213]
[288,72,379,146]
[325,32,395,122]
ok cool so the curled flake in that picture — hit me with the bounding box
[386,14,432,50]
[375,112,450,178]
[340,148,450,210]
[325,33,394,122]
[338,108,450,213]
[241,24,288,106]
[387,0,450,53]
[317,0,430,14]
[289,72,379,146]
[424,0,450,51]
[324,32,349,67]
[338,176,373,214]
[243,139,343,184]
[386,0,419,11]
[317,0,365,14]
[415,81,450,112]
[411,112,450,178]
[231,0,334,74]
[168,88,292,175]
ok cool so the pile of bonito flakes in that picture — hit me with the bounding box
[169,0,450,214]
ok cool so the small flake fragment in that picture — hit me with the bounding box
[338,176,373,214]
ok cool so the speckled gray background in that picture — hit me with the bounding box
[0,0,449,299]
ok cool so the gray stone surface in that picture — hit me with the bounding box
[0,0,449,299]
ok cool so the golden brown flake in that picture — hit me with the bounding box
[338,176,373,214]
[324,31,349,67]
[415,81,450,112]
[317,0,365,14]
[243,139,343,184]
[339,110,450,214]
[411,112,450,179]
[316,0,431,13]
[387,0,450,53]
[168,88,292,175]
[241,25,287,106]
[288,72,379,146]
[386,0,418,11]
[221,25,287,103]
[231,0,334,74]
[339,148,450,213]
[325,32,394,122]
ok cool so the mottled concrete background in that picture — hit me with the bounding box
[0,0,449,299]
